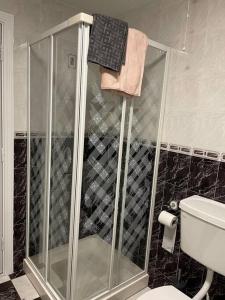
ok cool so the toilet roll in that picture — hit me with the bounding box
[158,211,178,253]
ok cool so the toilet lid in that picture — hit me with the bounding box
[137,286,190,300]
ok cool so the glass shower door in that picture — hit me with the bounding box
[73,45,167,299]
[29,37,51,276]
[47,25,79,298]
[74,63,125,300]
[113,46,167,286]
[28,23,81,299]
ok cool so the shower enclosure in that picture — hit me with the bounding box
[25,13,170,300]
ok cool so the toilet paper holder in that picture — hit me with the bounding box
[170,200,179,211]
[163,200,179,211]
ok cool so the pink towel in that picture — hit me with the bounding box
[101,28,149,97]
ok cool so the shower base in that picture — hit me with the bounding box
[24,235,148,300]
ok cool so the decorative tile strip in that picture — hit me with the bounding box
[206,151,220,160]
[221,153,225,162]
[15,132,27,138]
[193,148,206,157]
[169,144,180,151]
[160,142,168,149]
[180,146,191,154]
[161,142,223,162]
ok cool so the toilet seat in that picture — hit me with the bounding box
[137,286,190,300]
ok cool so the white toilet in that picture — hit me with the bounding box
[138,195,225,300]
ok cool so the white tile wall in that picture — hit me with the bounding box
[122,0,225,152]
[0,0,78,132]
[3,0,225,152]
[163,0,225,152]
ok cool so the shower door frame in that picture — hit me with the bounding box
[0,10,14,276]
[25,12,171,300]
[25,14,94,300]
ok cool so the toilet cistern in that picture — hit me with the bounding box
[137,196,225,300]
[180,196,225,299]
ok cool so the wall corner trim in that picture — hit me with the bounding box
[0,10,14,275]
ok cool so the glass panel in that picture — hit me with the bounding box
[113,46,167,286]
[29,38,51,276]
[47,25,78,298]
[74,63,124,300]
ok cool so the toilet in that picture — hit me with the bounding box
[138,195,225,300]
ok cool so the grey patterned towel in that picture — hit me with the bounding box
[88,14,128,72]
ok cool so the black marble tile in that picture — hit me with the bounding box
[209,273,225,300]
[163,182,187,212]
[14,168,27,198]
[154,237,180,284]
[157,150,168,184]
[215,162,225,203]
[166,152,191,188]
[14,139,27,169]
[149,150,225,299]
[188,156,205,192]
[149,239,158,262]
[14,138,27,276]
[177,251,205,297]
[200,159,219,197]
[149,271,174,289]
[11,249,25,279]
[188,156,219,198]
[152,182,164,236]
[14,196,26,226]
[13,223,26,253]
[0,281,20,299]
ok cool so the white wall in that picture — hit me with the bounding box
[0,0,78,132]
[163,0,225,153]
[122,0,225,153]
[3,0,225,152]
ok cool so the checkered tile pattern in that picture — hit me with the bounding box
[80,134,120,243]
[29,95,155,264]
[49,137,73,248]
[29,134,154,262]
[29,137,73,253]
[80,135,155,263]
[121,140,155,260]
[29,137,46,255]
[0,275,40,300]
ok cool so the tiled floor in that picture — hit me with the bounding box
[0,274,40,300]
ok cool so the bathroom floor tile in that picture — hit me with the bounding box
[0,275,11,284]
[0,274,40,300]
[0,281,20,300]
[12,275,40,300]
